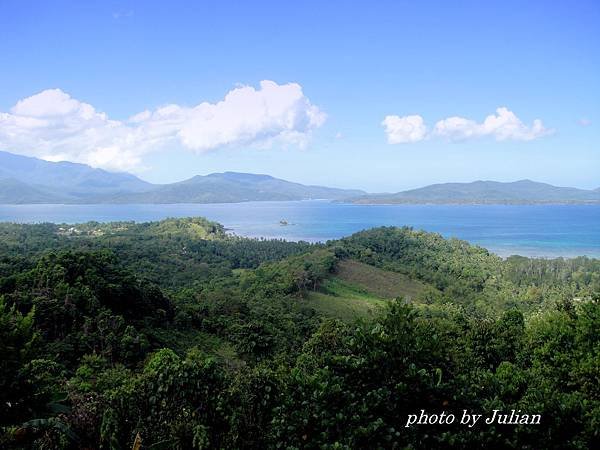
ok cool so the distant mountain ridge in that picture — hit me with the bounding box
[348,180,600,204]
[109,171,366,203]
[1,151,598,204]
[0,151,364,204]
[0,177,66,204]
[0,150,153,203]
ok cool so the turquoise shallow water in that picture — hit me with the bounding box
[0,201,599,258]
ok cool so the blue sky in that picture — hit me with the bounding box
[0,0,598,191]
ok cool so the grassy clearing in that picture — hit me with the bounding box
[334,259,429,300]
[301,277,387,321]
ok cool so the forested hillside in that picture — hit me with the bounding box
[1,219,598,449]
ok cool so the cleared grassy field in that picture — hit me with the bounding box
[300,259,434,321]
[301,277,387,321]
[334,259,429,300]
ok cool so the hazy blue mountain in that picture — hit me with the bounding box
[0,151,364,204]
[110,172,366,203]
[349,180,600,204]
[0,177,68,204]
[2,151,597,205]
[0,150,153,203]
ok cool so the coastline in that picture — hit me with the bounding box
[1,201,598,259]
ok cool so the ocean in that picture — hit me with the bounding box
[1,201,599,258]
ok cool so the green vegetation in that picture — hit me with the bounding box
[0,218,598,449]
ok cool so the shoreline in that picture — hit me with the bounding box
[1,202,598,260]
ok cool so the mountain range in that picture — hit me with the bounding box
[348,180,600,204]
[0,151,364,204]
[0,150,152,203]
[0,150,598,204]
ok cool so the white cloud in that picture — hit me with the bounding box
[134,80,326,152]
[382,114,427,143]
[384,107,552,144]
[436,107,554,141]
[579,118,591,127]
[432,116,480,141]
[0,81,326,172]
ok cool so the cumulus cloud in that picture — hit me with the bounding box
[382,115,427,143]
[383,107,552,144]
[434,107,551,141]
[0,81,326,172]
